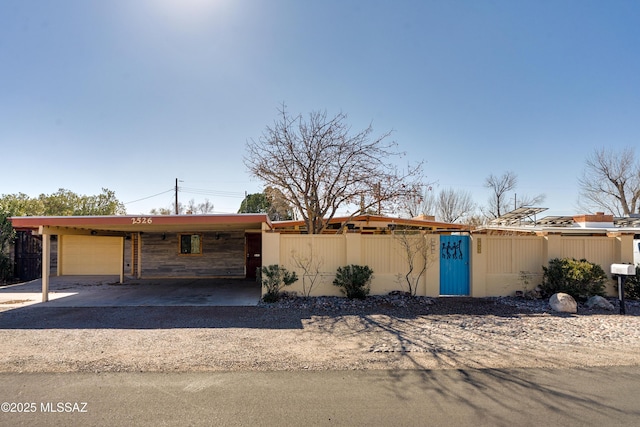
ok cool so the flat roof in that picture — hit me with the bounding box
[271,214,470,232]
[10,214,271,234]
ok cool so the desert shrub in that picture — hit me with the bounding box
[540,257,607,300]
[261,265,298,303]
[333,265,373,299]
[623,265,640,300]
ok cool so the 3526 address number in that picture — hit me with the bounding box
[131,217,153,225]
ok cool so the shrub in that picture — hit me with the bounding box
[540,257,607,300]
[261,265,298,303]
[623,264,640,300]
[333,265,373,300]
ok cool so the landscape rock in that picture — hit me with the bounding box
[524,286,543,300]
[549,293,577,313]
[586,295,615,311]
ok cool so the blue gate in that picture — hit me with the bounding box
[439,235,470,295]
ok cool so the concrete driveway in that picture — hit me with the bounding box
[0,276,262,309]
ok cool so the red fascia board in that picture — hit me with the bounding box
[9,214,271,229]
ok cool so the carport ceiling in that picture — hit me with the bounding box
[10,214,270,234]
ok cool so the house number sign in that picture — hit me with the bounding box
[131,217,153,224]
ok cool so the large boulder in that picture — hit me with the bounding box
[549,293,577,313]
[586,295,615,311]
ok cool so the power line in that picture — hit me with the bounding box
[124,189,174,205]
[179,186,246,198]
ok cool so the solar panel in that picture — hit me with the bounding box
[614,216,640,227]
[489,207,548,225]
[535,216,576,226]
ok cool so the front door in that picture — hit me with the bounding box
[439,235,470,295]
[245,233,262,280]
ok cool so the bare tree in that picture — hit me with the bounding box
[484,171,545,219]
[245,105,423,234]
[291,244,324,297]
[403,185,436,218]
[484,172,517,219]
[151,199,213,215]
[578,147,640,216]
[196,199,215,214]
[394,231,436,296]
[186,198,214,214]
[436,188,476,223]
[151,202,184,215]
[264,187,294,221]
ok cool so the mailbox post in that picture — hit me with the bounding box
[611,264,635,315]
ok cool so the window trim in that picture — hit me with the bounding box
[178,233,203,256]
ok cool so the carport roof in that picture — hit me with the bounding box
[10,214,271,234]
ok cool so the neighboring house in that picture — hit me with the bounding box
[9,210,640,302]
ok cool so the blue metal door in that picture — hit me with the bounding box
[439,235,470,295]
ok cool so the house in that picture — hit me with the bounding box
[9,210,640,302]
[9,214,269,301]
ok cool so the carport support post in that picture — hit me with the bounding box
[120,236,125,284]
[41,232,51,302]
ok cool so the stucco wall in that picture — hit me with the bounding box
[265,231,635,298]
[263,232,440,297]
[471,234,633,297]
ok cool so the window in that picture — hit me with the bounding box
[179,234,202,255]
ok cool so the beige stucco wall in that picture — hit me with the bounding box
[471,235,545,297]
[262,232,440,297]
[264,231,635,298]
[471,234,634,297]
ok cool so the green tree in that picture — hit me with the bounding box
[80,188,126,215]
[238,187,294,221]
[238,193,269,214]
[38,188,125,216]
[1,188,125,216]
[0,188,124,282]
[0,192,45,216]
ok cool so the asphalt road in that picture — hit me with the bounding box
[1,366,639,426]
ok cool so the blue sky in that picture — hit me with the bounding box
[1,0,639,217]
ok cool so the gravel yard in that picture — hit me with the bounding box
[1,295,639,373]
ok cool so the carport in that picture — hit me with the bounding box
[9,214,271,302]
[0,276,262,308]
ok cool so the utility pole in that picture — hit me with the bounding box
[175,178,179,215]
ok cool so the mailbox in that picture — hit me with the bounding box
[611,263,636,315]
[611,264,635,276]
